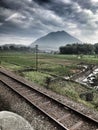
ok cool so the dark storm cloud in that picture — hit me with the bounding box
[33,0,51,4]
[32,0,93,25]
[0,0,98,44]
[39,0,98,34]
[0,0,25,10]
[73,0,92,9]
[0,0,63,36]
[0,0,35,34]
[0,0,9,9]
[73,0,98,13]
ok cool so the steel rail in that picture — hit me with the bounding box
[0,80,68,130]
[0,69,98,129]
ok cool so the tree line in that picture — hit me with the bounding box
[0,45,34,52]
[59,43,98,55]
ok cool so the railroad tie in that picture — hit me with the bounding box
[20,90,31,94]
[57,114,71,122]
[45,106,59,119]
[24,95,41,102]
[39,101,50,107]
[26,93,36,97]
[32,97,42,102]
[70,121,83,130]
[1,69,98,130]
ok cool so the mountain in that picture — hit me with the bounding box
[30,31,81,51]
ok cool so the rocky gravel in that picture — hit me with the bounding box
[38,87,98,121]
[0,81,62,130]
[0,111,33,130]
[0,67,98,129]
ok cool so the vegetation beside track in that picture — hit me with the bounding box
[0,52,98,110]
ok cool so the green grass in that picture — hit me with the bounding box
[0,52,80,76]
[23,71,52,86]
[1,52,98,110]
[23,71,98,110]
[0,61,22,71]
[23,71,82,100]
[49,80,88,100]
[0,54,35,67]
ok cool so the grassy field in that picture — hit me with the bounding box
[0,52,80,76]
[0,52,98,110]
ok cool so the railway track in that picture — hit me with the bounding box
[0,68,98,130]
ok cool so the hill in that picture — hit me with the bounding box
[30,31,81,51]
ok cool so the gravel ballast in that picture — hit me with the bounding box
[0,82,59,130]
[0,68,98,129]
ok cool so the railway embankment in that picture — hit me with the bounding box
[0,68,98,130]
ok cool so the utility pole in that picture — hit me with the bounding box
[35,45,38,71]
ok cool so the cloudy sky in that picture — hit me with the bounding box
[0,0,98,46]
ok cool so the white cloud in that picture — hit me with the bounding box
[5,13,18,21]
[83,9,93,18]
[5,11,33,28]
[91,0,98,3]
[72,2,82,12]
[67,22,77,29]
[60,0,71,4]
[0,34,35,46]
[0,8,17,26]
[27,0,32,2]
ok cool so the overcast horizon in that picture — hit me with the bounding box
[0,0,98,46]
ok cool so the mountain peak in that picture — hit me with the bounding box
[30,30,81,51]
[49,30,68,35]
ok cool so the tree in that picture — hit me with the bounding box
[59,43,95,55]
